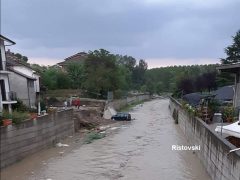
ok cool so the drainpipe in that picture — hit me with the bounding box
[0,87,2,114]
[27,80,31,107]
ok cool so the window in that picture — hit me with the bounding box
[28,80,34,88]
[0,80,6,101]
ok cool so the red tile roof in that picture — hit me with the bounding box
[58,52,88,66]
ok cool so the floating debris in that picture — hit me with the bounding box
[110,127,119,130]
[99,125,110,131]
[59,151,65,156]
[56,143,69,147]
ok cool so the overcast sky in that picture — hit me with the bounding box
[1,0,240,68]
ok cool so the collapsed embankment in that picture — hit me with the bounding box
[169,97,240,180]
[73,94,151,131]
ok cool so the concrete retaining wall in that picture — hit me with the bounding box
[110,94,151,110]
[0,109,74,169]
[169,97,240,180]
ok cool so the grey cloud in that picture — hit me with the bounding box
[2,0,240,63]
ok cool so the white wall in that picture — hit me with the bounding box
[13,66,40,92]
[0,40,7,70]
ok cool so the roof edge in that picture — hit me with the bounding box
[0,35,16,45]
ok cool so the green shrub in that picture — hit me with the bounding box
[40,100,46,110]
[222,105,235,122]
[12,99,28,112]
[84,132,105,144]
[2,111,30,125]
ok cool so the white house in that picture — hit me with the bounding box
[6,50,40,108]
[0,35,17,113]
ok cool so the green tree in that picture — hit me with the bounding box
[221,30,240,64]
[132,59,148,89]
[15,53,22,60]
[66,63,84,89]
[116,55,136,71]
[22,56,28,62]
[41,67,71,90]
[83,49,120,98]
[56,71,71,89]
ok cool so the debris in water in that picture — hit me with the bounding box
[99,125,110,131]
[110,127,119,130]
[59,151,65,156]
[56,143,69,147]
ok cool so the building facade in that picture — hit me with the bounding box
[6,51,40,108]
[0,35,17,113]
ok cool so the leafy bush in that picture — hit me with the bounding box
[222,106,235,122]
[84,132,105,144]
[183,103,196,116]
[40,100,46,110]
[2,111,30,125]
[12,99,28,112]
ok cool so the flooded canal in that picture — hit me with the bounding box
[1,99,210,180]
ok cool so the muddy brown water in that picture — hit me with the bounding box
[1,99,210,180]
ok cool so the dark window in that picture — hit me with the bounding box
[0,80,6,101]
[28,80,34,88]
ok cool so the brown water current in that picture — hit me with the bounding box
[1,99,210,180]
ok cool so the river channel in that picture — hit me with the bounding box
[1,99,210,180]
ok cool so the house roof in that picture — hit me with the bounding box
[6,51,38,74]
[58,52,88,66]
[213,86,234,101]
[182,93,213,106]
[7,67,36,80]
[0,35,16,45]
[217,63,240,73]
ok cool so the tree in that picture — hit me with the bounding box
[56,71,71,89]
[41,66,71,90]
[15,53,22,60]
[177,77,195,95]
[132,59,148,89]
[66,63,84,89]
[22,56,28,62]
[221,30,240,64]
[116,55,136,71]
[83,49,120,98]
